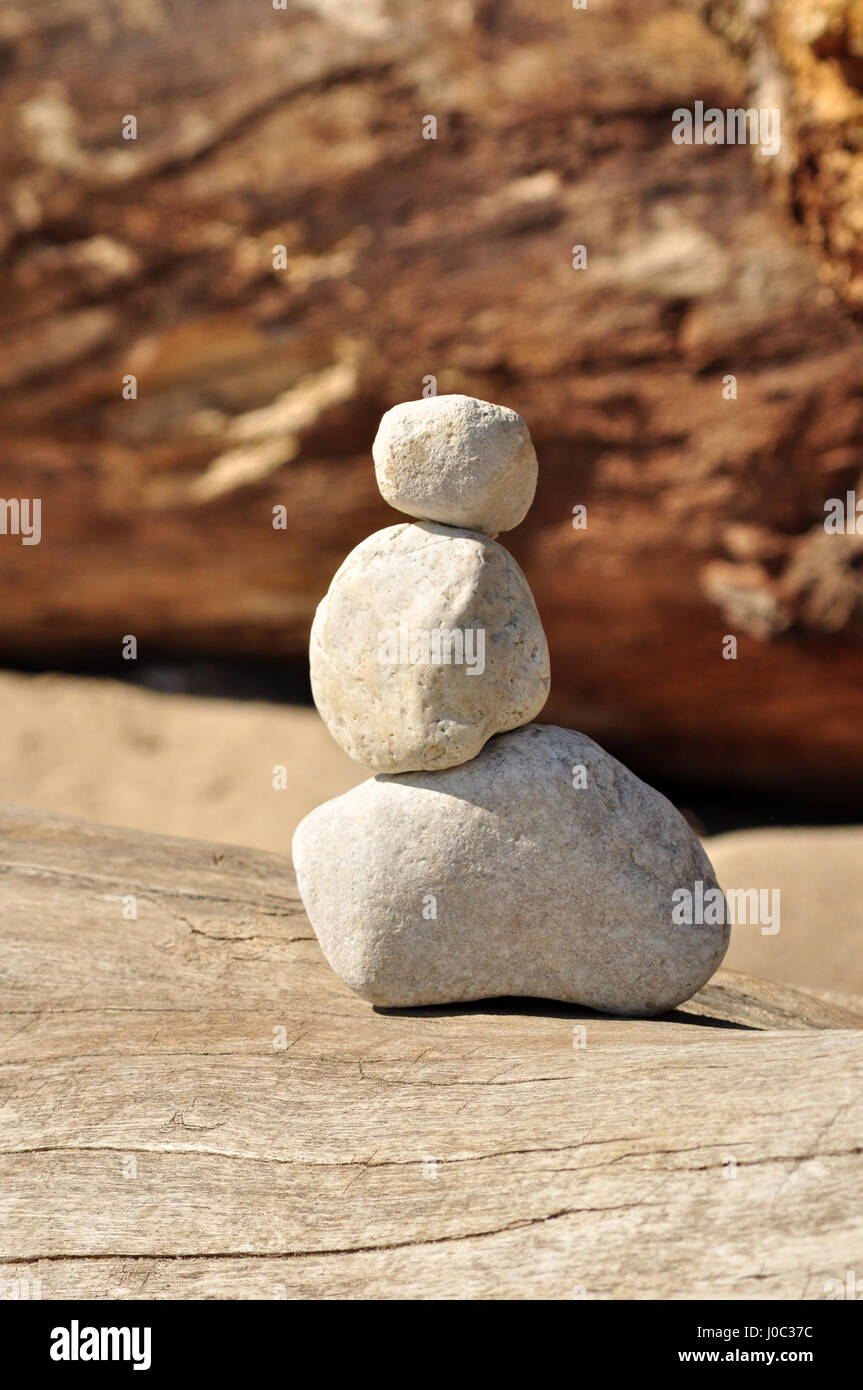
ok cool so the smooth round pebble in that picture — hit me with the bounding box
[293,723,730,1015]
[372,394,538,536]
[309,521,550,773]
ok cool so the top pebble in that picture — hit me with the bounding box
[372,393,538,537]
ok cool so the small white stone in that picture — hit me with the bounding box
[292,724,729,1015]
[373,394,538,536]
[309,521,550,773]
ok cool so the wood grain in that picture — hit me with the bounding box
[0,0,861,797]
[0,805,860,1300]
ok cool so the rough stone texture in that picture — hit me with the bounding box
[1,0,861,800]
[310,521,550,773]
[293,723,729,1014]
[373,394,537,535]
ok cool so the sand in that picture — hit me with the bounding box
[0,671,365,856]
[0,670,859,994]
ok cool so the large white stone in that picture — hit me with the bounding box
[372,394,538,536]
[292,724,729,1015]
[309,521,550,773]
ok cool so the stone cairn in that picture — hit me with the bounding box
[293,395,727,1015]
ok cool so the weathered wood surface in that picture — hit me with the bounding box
[1,0,862,798]
[689,0,863,311]
[0,804,861,1300]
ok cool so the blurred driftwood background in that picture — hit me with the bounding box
[0,0,861,798]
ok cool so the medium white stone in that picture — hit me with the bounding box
[309,521,550,773]
[292,723,729,1015]
[372,394,538,536]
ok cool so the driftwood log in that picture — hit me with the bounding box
[0,1,862,799]
[0,805,860,1300]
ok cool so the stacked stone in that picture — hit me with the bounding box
[308,394,550,775]
[293,395,728,1015]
